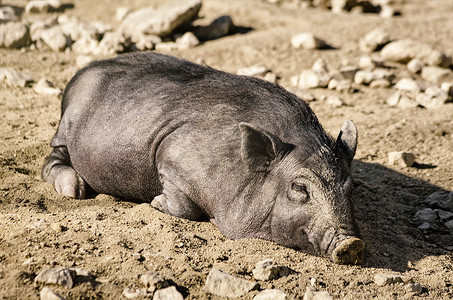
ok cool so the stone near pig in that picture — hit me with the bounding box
[440,82,453,97]
[416,86,449,108]
[0,22,31,49]
[394,78,422,93]
[294,69,330,89]
[0,67,34,87]
[421,66,452,84]
[405,282,423,295]
[424,191,453,212]
[325,95,344,107]
[71,35,99,55]
[388,151,415,167]
[203,269,257,298]
[40,287,65,300]
[0,6,18,23]
[35,267,76,289]
[75,55,93,68]
[26,0,62,14]
[38,26,71,52]
[252,259,290,281]
[97,32,126,55]
[132,33,161,51]
[120,0,201,38]
[370,78,391,88]
[122,288,149,299]
[434,209,453,222]
[140,271,171,293]
[379,5,397,18]
[328,79,352,93]
[194,15,234,40]
[153,286,183,300]
[116,7,131,22]
[175,32,199,50]
[445,220,453,230]
[407,59,424,74]
[254,289,288,300]
[237,66,268,77]
[359,28,391,53]
[34,78,61,95]
[303,286,332,300]
[339,65,359,80]
[374,273,411,286]
[42,52,365,265]
[291,32,328,50]
[380,39,452,67]
[413,208,437,224]
[386,91,418,108]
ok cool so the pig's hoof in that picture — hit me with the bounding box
[55,169,86,199]
[331,237,365,265]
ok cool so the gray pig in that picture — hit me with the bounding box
[42,52,364,264]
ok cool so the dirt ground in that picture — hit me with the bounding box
[1,0,452,299]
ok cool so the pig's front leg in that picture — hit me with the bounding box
[151,176,207,221]
[42,146,87,198]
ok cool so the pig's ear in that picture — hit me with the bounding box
[239,122,282,172]
[336,120,358,163]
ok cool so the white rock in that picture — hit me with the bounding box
[358,56,377,70]
[133,34,161,51]
[370,78,391,88]
[252,259,290,281]
[359,28,390,52]
[354,70,376,85]
[312,58,328,73]
[395,78,421,93]
[38,26,70,52]
[0,67,34,87]
[116,7,131,22]
[291,32,327,50]
[175,32,199,49]
[379,5,396,18]
[75,55,93,68]
[263,72,278,83]
[295,69,330,89]
[34,267,76,289]
[26,0,62,14]
[153,286,183,300]
[416,86,449,108]
[40,287,65,300]
[203,269,257,298]
[388,151,415,167]
[380,39,452,67]
[254,289,288,300]
[0,21,31,49]
[122,288,149,299]
[339,65,359,80]
[326,95,344,107]
[34,78,61,95]
[237,66,268,77]
[421,66,452,84]
[286,88,316,102]
[374,273,411,286]
[97,31,125,55]
[303,286,332,300]
[194,15,234,40]
[140,271,170,293]
[120,0,202,38]
[414,208,437,224]
[386,91,418,108]
[155,42,180,52]
[71,35,99,54]
[407,59,424,74]
[441,82,453,97]
[0,6,18,22]
[328,79,352,92]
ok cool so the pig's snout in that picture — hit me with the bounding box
[331,237,364,265]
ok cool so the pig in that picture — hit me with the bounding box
[42,52,364,265]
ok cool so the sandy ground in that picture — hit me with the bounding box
[0,0,452,299]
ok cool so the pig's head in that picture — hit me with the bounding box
[239,120,364,265]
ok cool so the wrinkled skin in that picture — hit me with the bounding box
[42,52,364,264]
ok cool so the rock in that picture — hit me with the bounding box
[140,271,171,293]
[34,78,61,95]
[405,282,422,294]
[132,34,161,51]
[71,35,99,55]
[294,69,330,89]
[26,0,62,14]
[38,26,71,52]
[328,79,352,92]
[116,7,131,22]
[416,86,449,108]
[0,22,32,49]
[358,56,382,70]
[380,39,452,67]
[312,58,328,73]
[386,91,418,108]
[339,65,359,80]
[175,32,199,49]
[0,67,34,87]
[153,286,183,300]
[75,55,93,68]
[254,289,288,300]
[407,59,424,74]
[40,287,65,300]
[421,66,452,84]
[203,269,257,298]
[388,151,415,167]
[286,88,316,102]
[291,32,328,50]
[370,78,391,88]
[303,286,332,300]
[0,6,19,23]
[413,208,438,224]
[359,28,391,53]
[374,273,411,286]
[325,95,344,107]
[424,191,453,211]
[379,5,396,18]
[353,70,375,85]
[263,72,278,83]
[194,15,234,40]
[441,82,453,97]
[434,209,453,222]
[97,31,126,55]
[122,288,149,299]
[35,267,76,289]
[58,18,102,42]
[252,259,290,281]
[445,220,453,230]
[395,78,422,93]
[237,66,268,77]
[120,0,202,38]
[417,222,430,230]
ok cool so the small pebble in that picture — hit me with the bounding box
[254,289,288,300]
[252,259,290,281]
[374,273,411,286]
[388,151,415,167]
[40,287,65,300]
[291,32,327,50]
[153,286,183,300]
[203,269,257,298]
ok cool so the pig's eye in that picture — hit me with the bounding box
[291,182,307,194]
[289,182,309,203]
